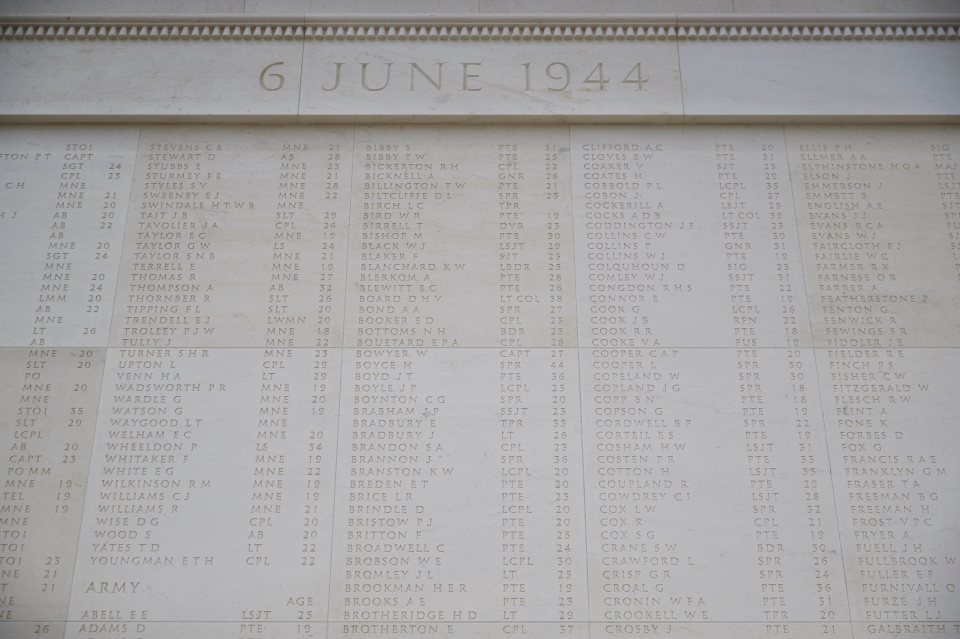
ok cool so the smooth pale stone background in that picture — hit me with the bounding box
[0,41,303,119]
[0,126,137,347]
[3,38,957,120]
[785,125,960,347]
[679,42,960,121]
[1,24,957,121]
[299,42,682,120]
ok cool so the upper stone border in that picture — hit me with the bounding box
[2,15,959,41]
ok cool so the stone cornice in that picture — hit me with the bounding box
[1,14,958,42]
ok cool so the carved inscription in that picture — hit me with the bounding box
[0,125,958,639]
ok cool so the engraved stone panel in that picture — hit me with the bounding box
[1,124,959,639]
[2,17,958,122]
[299,43,682,119]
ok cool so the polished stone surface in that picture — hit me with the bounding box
[1,124,958,638]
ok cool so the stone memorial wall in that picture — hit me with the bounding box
[1,123,958,638]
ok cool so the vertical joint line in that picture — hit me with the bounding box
[296,28,307,118]
[324,126,357,630]
[781,127,856,636]
[64,127,143,633]
[567,126,593,637]
[676,38,686,121]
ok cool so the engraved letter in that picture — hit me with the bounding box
[322,62,343,92]
[258,61,285,91]
[361,62,392,91]
[410,62,445,91]
[461,62,482,91]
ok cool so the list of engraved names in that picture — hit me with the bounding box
[0,125,958,639]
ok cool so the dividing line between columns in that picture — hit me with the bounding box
[781,126,856,637]
[567,125,593,638]
[62,126,143,633]
[324,126,357,635]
